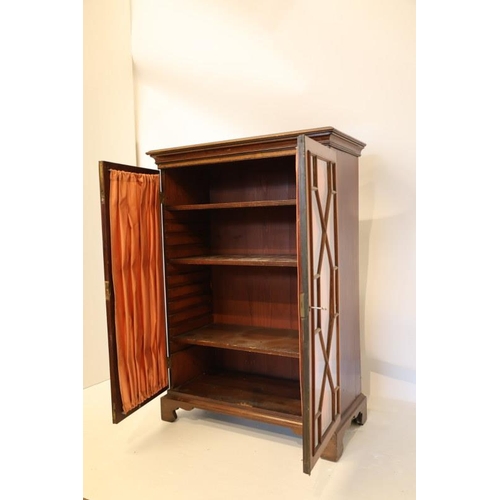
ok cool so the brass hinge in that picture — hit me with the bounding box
[299,293,305,318]
[159,191,165,204]
[105,281,111,301]
[167,357,172,369]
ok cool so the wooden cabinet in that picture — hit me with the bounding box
[99,127,367,474]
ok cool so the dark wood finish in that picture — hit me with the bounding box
[160,397,194,423]
[167,295,212,317]
[297,136,346,474]
[161,168,213,345]
[100,127,366,475]
[212,267,298,330]
[168,303,212,326]
[166,269,210,287]
[208,156,296,203]
[168,313,214,338]
[166,199,296,210]
[170,254,297,267]
[174,323,299,357]
[163,371,302,431]
[168,346,215,388]
[220,350,300,381]
[167,281,210,299]
[147,127,365,168]
[210,206,297,256]
[160,166,211,204]
[154,129,366,475]
[320,425,344,462]
[321,393,367,462]
[336,149,363,416]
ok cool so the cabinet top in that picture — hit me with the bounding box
[146,127,366,168]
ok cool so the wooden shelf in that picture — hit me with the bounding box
[167,371,302,429]
[165,199,296,211]
[174,323,299,358]
[170,254,297,267]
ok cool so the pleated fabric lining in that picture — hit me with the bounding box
[109,170,168,413]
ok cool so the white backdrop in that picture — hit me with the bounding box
[83,0,137,388]
[84,0,415,402]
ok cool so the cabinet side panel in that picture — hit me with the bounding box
[169,346,217,388]
[336,151,361,414]
[161,169,213,357]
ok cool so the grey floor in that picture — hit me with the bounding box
[83,381,415,500]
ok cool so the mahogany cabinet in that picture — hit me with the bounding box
[99,127,367,474]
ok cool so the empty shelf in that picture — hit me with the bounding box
[166,371,302,429]
[174,323,299,358]
[165,199,296,210]
[170,254,297,267]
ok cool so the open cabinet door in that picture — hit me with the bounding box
[99,161,169,423]
[297,137,341,474]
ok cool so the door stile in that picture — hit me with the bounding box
[159,169,171,387]
[297,136,313,473]
[99,161,124,422]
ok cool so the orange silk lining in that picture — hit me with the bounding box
[109,170,168,413]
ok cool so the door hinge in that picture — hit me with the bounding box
[167,357,172,369]
[105,281,111,301]
[159,191,165,204]
[299,293,305,318]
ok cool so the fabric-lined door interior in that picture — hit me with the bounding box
[99,161,169,423]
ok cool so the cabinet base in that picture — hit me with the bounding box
[160,397,194,422]
[321,393,367,462]
[160,371,302,432]
[161,389,367,464]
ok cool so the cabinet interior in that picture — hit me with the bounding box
[162,156,302,421]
